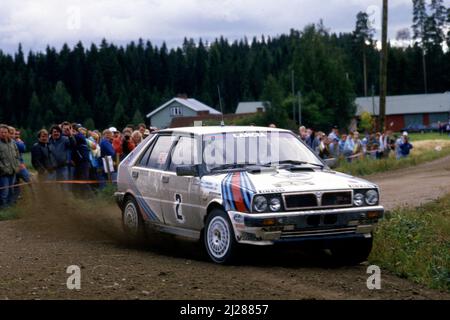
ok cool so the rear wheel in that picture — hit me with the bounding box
[122,197,146,242]
[204,209,237,264]
[329,237,373,265]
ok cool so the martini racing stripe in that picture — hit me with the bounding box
[221,171,256,213]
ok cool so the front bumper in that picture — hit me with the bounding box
[228,206,384,245]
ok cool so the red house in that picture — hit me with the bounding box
[355,93,450,132]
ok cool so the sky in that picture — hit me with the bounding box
[0,0,448,54]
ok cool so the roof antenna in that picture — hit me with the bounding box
[217,85,225,126]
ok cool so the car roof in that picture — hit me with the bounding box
[157,126,292,135]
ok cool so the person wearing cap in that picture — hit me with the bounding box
[399,132,413,158]
[110,127,123,162]
[328,126,339,142]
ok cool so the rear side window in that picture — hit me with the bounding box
[137,140,155,167]
[147,135,176,170]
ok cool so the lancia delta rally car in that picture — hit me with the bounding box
[115,126,384,264]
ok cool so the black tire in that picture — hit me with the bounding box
[204,209,237,264]
[122,196,146,242]
[329,237,373,265]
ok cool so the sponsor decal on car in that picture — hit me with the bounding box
[221,171,256,212]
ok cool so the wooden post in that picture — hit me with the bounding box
[379,0,388,132]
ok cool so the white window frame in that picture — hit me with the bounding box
[170,106,183,117]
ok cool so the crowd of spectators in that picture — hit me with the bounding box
[296,125,415,161]
[0,122,157,209]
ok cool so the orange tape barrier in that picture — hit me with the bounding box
[0,179,117,191]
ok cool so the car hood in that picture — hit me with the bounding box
[201,168,378,195]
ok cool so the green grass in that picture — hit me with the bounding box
[0,206,21,221]
[336,145,450,176]
[407,132,450,141]
[370,194,450,292]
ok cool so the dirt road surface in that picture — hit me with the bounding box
[1,156,449,300]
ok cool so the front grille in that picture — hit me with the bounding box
[283,190,353,211]
[322,191,352,207]
[284,193,318,210]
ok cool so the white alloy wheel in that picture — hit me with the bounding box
[204,209,237,264]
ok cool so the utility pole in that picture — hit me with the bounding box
[297,91,302,126]
[422,49,428,94]
[379,0,388,131]
[217,85,225,126]
[291,70,296,122]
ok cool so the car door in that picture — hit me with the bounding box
[131,134,176,224]
[159,135,203,230]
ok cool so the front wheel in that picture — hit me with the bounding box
[204,209,237,264]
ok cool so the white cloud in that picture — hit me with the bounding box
[0,0,448,53]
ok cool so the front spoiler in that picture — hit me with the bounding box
[227,206,384,245]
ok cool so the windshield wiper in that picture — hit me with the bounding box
[210,163,249,172]
[263,160,324,169]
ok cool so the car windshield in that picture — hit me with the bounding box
[202,131,323,172]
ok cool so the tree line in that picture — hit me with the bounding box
[0,0,449,146]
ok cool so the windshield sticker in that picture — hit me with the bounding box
[232,132,267,138]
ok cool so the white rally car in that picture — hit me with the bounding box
[115,126,384,264]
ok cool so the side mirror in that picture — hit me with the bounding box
[324,158,338,169]
[176,165,199,177]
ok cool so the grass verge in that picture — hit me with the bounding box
[336,139,450,176]
[0,206,21,221]
[408,132,450,141]
[369,194,450,292]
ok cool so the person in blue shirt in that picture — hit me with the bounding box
[399,135,413,158]
[100,129,117,186]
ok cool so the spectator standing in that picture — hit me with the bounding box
[48,125,72,183]
[31,129,56,180]
[87,131,102,182]
[399,134,413,158]
[70,124,91,182]
[110,127,123,164]
[138,123,147,136]
[131,130,143,147]
[100,129,117,185]
[121,128,135,160]
[338,134,347,156]
[13,129,31,199]
[395,133,406,159]
[328,126,339,141]
[0,124,20,209]
[343,132,355,159]
[61,122,75,180]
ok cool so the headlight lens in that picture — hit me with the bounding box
[365,190,379,205]
[253,196,268,213]
[269,197,281,212]
[354,193,364,206]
